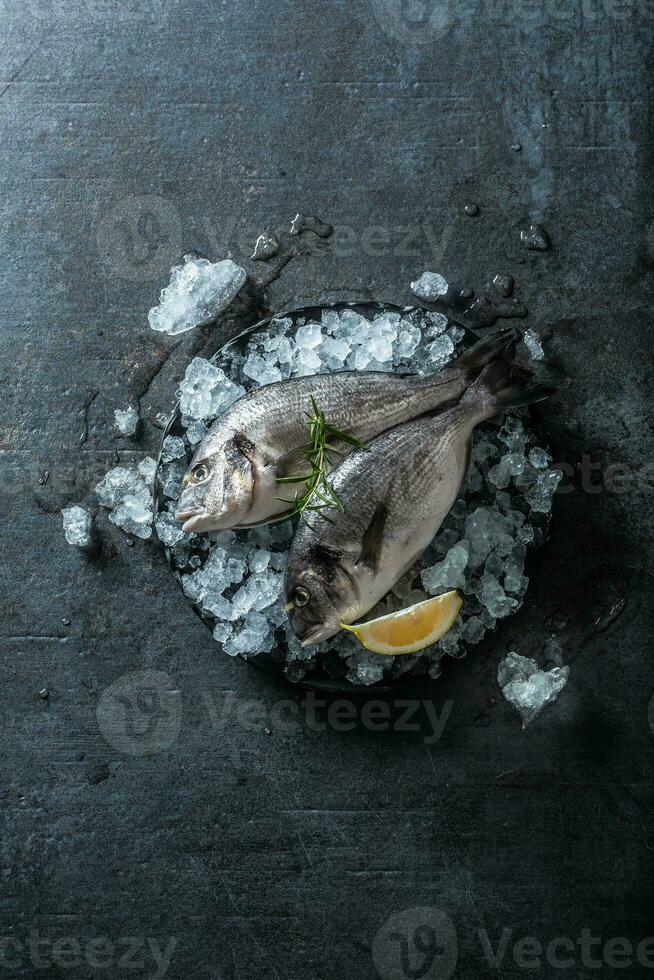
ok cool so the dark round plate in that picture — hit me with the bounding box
[154,301,552,694]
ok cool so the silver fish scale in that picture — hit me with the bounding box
[196,368,465,465]
[288,402,480,633]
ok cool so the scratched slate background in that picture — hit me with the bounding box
[1,0,654,978]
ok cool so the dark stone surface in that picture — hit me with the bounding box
[1,1,653,978]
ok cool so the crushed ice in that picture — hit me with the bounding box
[497,651,569,727]
[151,306,560,686]
[410,271,449,302]
[114,406,139,436]
[148,256,247,335]
[62,506,94,548]
[523,328,545,361]
[94,457,158,539]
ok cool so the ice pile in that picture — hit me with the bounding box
[497,652,569,727]
[156,305,560,687]
[177,527,292,659]
[114,406,139,436]
[148,256,247,335]
[410,271,449,302]
[178,357,245,424]
[62,506,94,549]
[180,307,466,399]
[523,328,545,361]
[94,457,157,539]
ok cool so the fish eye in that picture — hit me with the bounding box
[293,586,311,608]
[191,462,210,484]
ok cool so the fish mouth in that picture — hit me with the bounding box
[175,509,216,533]
[297,623,338,647]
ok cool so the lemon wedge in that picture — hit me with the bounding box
[341,591,462,655]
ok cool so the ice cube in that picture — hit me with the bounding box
[498,417,527,453]
[249,549,271,573]
[346,649,386,686]
[421,540,470,592]
[394,325,422,361]
[410,271,449,301]
[424,312,449,337]
[294,347,322,376]
[464,507,515,567]
[62,506,94,548]
[154,511,186,547]
[224,612,274,658]
[353,348,371,371]
[185,419,208,445]
[295,322,322,349]
[212,622,234,645]
[523,328,545,361]
[319,336,351,370]
[109,485,153,539]
[526,469,563,513]
[137,457,157,487]
[148,256,246,335]
[517,524,535,544]
[179,357,245,421]
[528,447,551,469]
[231,570,284,615]
[488,452,526,488]
[461,615,485,645]
[114,406,139,436]
[157,459,187,500]
[160,435,187,463]
[477,574,518,618]
[425,335,455,365]
[243,352,283,385]
[497,651,569,727]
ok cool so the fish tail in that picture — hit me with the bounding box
[462,358,557,418]
[453,326,520,378]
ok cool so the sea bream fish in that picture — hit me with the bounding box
[175,327,518,532]
[285,359,554,646]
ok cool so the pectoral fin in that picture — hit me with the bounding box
[357,502,388,572]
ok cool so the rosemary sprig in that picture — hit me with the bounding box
[276,396,367,521]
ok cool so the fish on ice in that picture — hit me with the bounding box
[285,359,554,646]
[175,328,519,532]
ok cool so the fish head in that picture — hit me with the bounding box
[175,436,255,532]
[284,544,360,646]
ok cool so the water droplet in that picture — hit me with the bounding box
[251,232,280,261]
[511,142,522,152]
[464,203,480,217]
[492,274,514,298]
[594,597,627,633]
[461,279,527,328]
[149,412,170,430]
[38,688,49,700]
[520,223,551,251]
[289,213,333,238]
